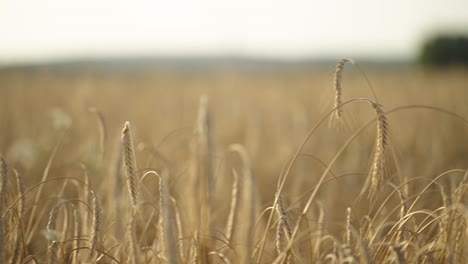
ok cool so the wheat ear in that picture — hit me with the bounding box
[121,124,139,264]
[334,58,352,119]
[275,195,293,263]
[122,121,138,208]
[363,102,389,200]
[46,203,64,264]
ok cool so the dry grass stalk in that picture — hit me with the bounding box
[46,204,59,236]
[225,169,239,242]
[345,207,353,246]
[390,183,410,243]
[169,196,185,261]
[127,208,139,264]
[363,102,389,200]
[312,204,325,262]
[0,156,7,263]
[228,144,258,261]
[88,191,101,261]
[208,251,232,264]
[158,175,177,264]
[0,156,7,211]
[333,58,352,119]
[10,170,25,264]
[10,229,22,264]
[0,215,4,264]
[389,245,406,264]
[71,205,82,264]
[189,231,200,264]
[122,121,138,208]
[80,165,93,231]
[48,240,59,264]
[190,95,214,261]
[113,140,124,241]
[13,169,25,222]
[46,203,63,264]
[25,137,62,244]
[88,107,107,162]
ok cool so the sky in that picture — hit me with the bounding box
[0,0,467,63]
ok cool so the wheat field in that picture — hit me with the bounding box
[0,61,467,263]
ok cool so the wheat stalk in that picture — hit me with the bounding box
[208,251,232,264]
[169,196,185,261]
[71,205,82,264]
[275,195,293,263]
[345,207,353,246]
[0,156,7,211]
[158,174,177,264]
[48,240,59,264]
[25,137,63,244]
[127,208,139,264]
[189,231,200,264]
[88,191,101,261]
[0,156,7,264]
[80,164,92,233]
[0,215,4,264]
[334,58,352,119]
[46,203,64,264]
[228,144,258,262]
[363,102,389,200]
[189,95,214,262]
[225,168,239,242]
[122,121,138,208]
[88,107,107,162]
[113,140,124,241]
[9,171,25,264]
[12,169,25,222]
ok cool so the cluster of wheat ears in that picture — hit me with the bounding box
[0,59,467,264]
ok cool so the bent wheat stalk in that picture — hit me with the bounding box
[363,102,389,200]
[228,144,258,262]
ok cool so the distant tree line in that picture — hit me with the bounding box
[419,34,468,67]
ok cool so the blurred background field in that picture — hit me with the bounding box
[1,62,467,209]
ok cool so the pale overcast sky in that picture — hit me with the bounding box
[0,0,467,63]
